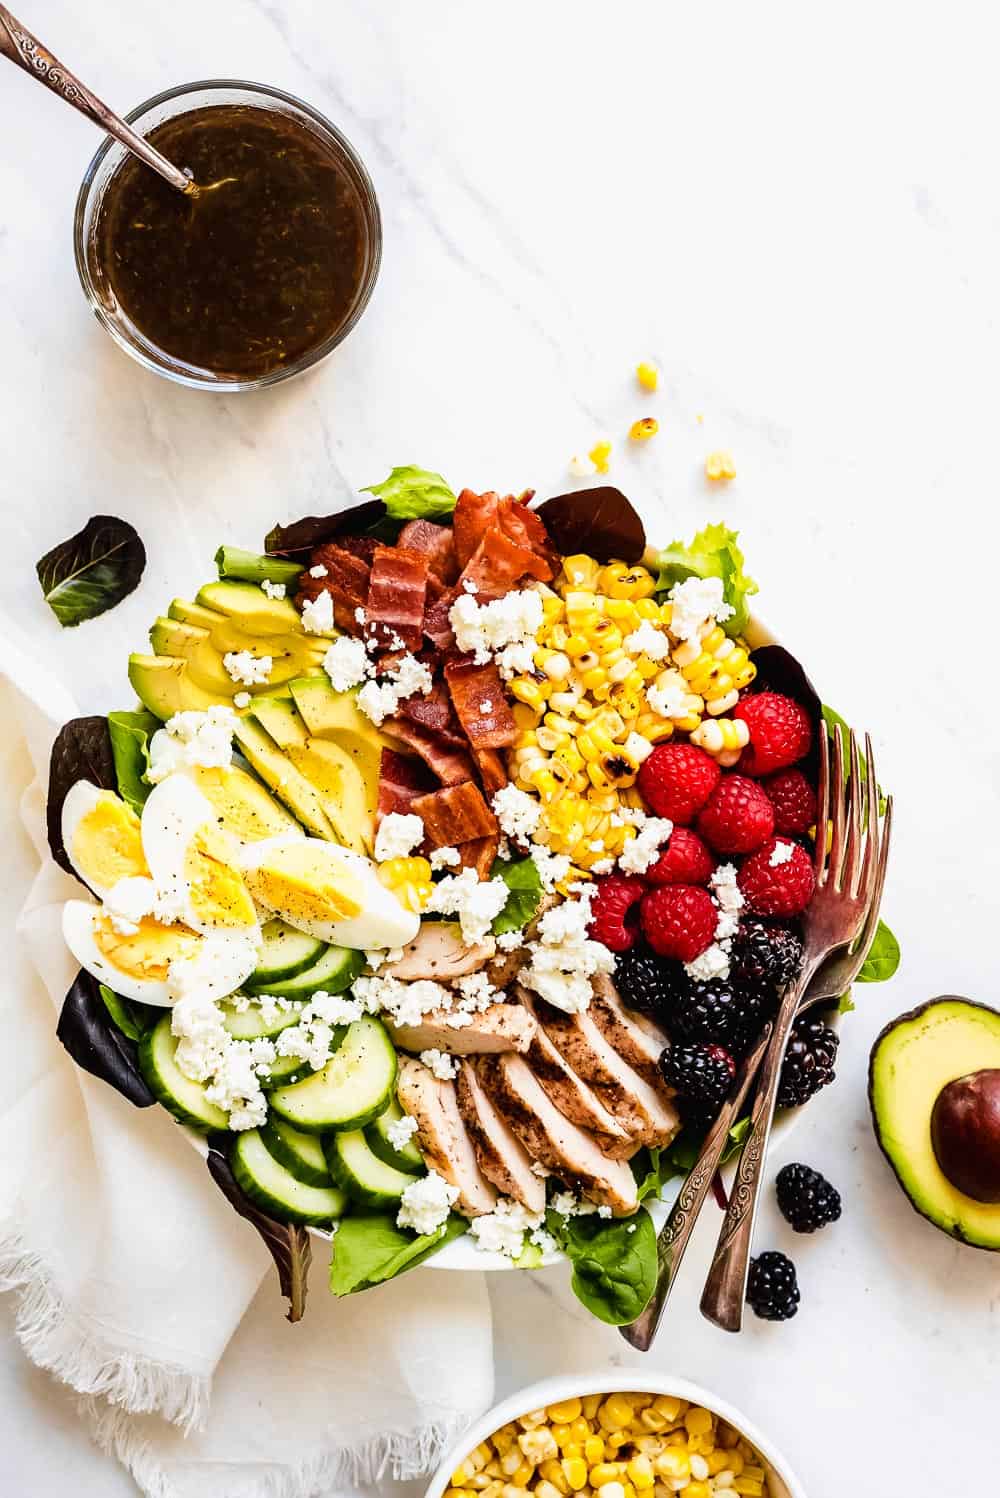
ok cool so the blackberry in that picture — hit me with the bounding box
[746,1251,800,1321]
[731,917,804,1003]
[776,1163,842,1233]
[659,1042,735,1113]
[672,979,764,1050]
[778,1015,839,1108]
[615,945,686,1017]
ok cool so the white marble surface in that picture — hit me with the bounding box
[2,0,999,1493]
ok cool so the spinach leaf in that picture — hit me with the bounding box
[36,515,146,627]
[490,856,544,936]
[361,465,456,522]
[107,709,158,813]
[206,1142,312,1323]
[838,992,856,1014]
[215,546,303,588]
[533,486,645,565]
[665,1116,750,1173]
[56,970,155,1109]
[99,983,158,1042]
[856,920,900,983]
[651,522,758,636]
[546,1207,657,1325]
[329,1211,467,1295]
[46,715,118,882]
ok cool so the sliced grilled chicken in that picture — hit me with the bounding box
[387,920,495,980]
[389,1002,536,1055]
[516,989,633,1158]
[477,1054,639,1216]
[396,1058,498,1216]
[532,995,681,1150]
[588,973,671,1085]
[456,1061,546,1213]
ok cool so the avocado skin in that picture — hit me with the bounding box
[869,996,1000,1251]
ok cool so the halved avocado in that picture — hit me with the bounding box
[869,997,1000,1250]
[128,653,220,719]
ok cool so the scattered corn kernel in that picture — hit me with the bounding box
[636,361,659,391]
[705,449,736,481]
[629,417,659,442]
[589,440,612,474]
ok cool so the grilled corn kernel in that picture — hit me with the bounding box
[589,440,612,474]
[629,417,659,442]
[705,449,736,481]
[536,648,572,681]
[562,555,601,588]
[636,361,659,391]
[511,677,546,709]
[376,857,433,912]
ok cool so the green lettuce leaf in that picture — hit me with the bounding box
[856,920,900,983]
[652,522,758,635]
[36,515,146,627]
[98,983,159,1042]
[361,466,457,523]
[107,709,158,813]
[491,856,544,936]
[329,1211,467,1295]
[546,1207,657,1325]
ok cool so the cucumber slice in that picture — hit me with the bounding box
[326,1129,420,1208]
[248,920,324,986]
[222,997,306,1041]
[245,943,364,999]
[139,1015,229,1132]
[268,1016,397,1133]
[261,1118,332,1186]
[367,1099,424,1172]
[231,1130,346,1225]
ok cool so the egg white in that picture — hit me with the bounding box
[62,899,181,1006]
[61,781,147,900]
[141,774,259,938]
[239,837,420,950]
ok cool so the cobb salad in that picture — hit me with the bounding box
[46,469,898,1325]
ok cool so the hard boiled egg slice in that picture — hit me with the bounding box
[61,782,149,899]
[239,838,420,950]
[141,774,259,938]
[62,900,201,1006]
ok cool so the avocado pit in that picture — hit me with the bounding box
[931,1069,1000,1203]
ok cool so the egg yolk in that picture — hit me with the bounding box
[72,793,148,889]
[243,844,364,926]
[183,823,258,930]
[93,914,200,981]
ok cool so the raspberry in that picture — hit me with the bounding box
[696,775,775,855]
[735,692,813,777]
[738,838,815,917]
[587,874,646,952]
[646,827,716,886]
[640,885,718,962]
[636,743,720,825]
[763,768,817,836]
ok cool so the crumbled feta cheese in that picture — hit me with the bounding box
[530,1162,551,1178]
[622,731,654,766]
[519,888,614,1014]
[323,636,370,693]
[624,620,672,661]
[627,1223,637,1234]
[261,579,286,600]
[647,671,692,721]
[233,691,251,710]
[386,1113,419,1152]
[104,876,157,936]
[352,973,453,1028]
[357,680,400,726]
[711,862,744,912]
[300,590,335,635]
[147,705,238,783]
[596,1204,613,1219]
[470,1198,546,1258]
[429,846,461,870]
[454,971,500,1012]
[223,650,273,686]
[425,869,509,944]
[683,863,745,982]
[668,576,735,643]
[357,653,433,725]
[355,606,367,627]
[479,700,493,714]
[421,1048,459,1080]
[769,839,795,867]
[448,590,544,666]
[495,640,536,680]
[309,564,329,578]
[462,579,479,595]
[495,929,523,952]
[374,812,425,863]
[618,816,673,875]
[684,942,731,982]
[550,1190,598,1219]
[397,1170,458,1235]
[492,784,543,842]
[529,845,571,891]
[591,858,615,876]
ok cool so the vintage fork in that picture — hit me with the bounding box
[618,808,891,1353]
[699,724,892,1332]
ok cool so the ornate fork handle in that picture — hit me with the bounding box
[0,4,194,194]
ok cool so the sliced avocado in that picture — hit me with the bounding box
[232,718,338,841]
[869,997,1000,1250]
[128,654,220,719]
[187,763,300,842]
[249,698,373,853]
[251,696,309,749]
[151,617,241,697]
[289,677,385,833]
[197,579,319,638]
[155,613,326,692]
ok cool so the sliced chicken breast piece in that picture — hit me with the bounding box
[587,973,672,1085]
[387,920,495,980]
[485,894,556,990]
[456,1061,546,1213]
[476,1054,639,1216]
[531,995,681,1150]
[396,1058,498,1216]
[516,989,634,1159]
[389,1002,536,1055]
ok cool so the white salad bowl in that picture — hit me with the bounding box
[423,1370,807,1498]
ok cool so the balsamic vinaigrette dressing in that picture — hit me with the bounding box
[95,105,368,379]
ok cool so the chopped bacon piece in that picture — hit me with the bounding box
[457,516,555,599]
[366,544,431,651]
[398,679,467,748]
[456,835,500,879]
[382,718,476,786]
[377,748,436,825]
[444,657,517,749]
[497,496,559,576]
[398,520,458,584]
[423,592,457,651]
[473,747,508,796]
[297,545,370,634]
[453,490,500,571]
[412,782,499,849]
[332,533,380,565]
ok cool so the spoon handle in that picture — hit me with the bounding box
[0,4,194,194]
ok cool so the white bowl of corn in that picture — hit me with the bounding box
[426,1372,806,1498]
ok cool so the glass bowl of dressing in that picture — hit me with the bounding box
[74,79,381,390]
